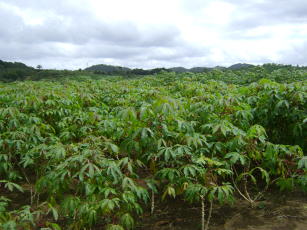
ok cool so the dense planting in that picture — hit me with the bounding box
[0,73,306,229]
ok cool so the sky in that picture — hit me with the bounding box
[0,0,307,69]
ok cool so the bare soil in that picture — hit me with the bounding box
[136,193,307,230]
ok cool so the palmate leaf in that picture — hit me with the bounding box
[196,155,223,167]
[236,172,257,184]
[122,177,137,190]
[246,125,267,143]
[117,107,137,121]
[139,105,154,120]
[46,144,66,160]
[59,131,75,142]
[140,127,154,140]
[235,110,253,121]
[80,162,101,179]
[224,152,246,165]
[156,168,181,182]
[208,183,234,203]
[298,156,307,169]
[16,205,35,224]
[121,191,136,204]
[251,167,270,184]
[119,157,134,174]
[106,161,123,181]
[100,187,117,198]
[162,185,176,200]
[20,155,35,168]
[87,208,97,225]
[173,144,192,156]
[106,224,124,230]
[45,222,62,230]
[60,195,81,215]
[84,183,97,196]
[120,213,134,230]
[180,164,200,177]
[184,183,208,202]
[133,186,149,202]
[0,202,8,216]
[0,180,24,192]
[48,203,59,221]
[215,168,233,176]
[145,179,158,193]
[183,133,206,148]
[100,198,120,213]
[275,100,289,110]
[104,141,119,154]
[237,167,270,185]
[157,146,175,162]
[1,220,17,229]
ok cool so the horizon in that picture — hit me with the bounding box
[1,0,307,69]
[2,59,304,71]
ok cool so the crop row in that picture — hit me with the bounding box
[0,75,306,229]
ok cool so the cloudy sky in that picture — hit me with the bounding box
[0,0,307,69]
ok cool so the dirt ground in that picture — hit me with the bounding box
[3,187,307,229]
[136,193,307,230]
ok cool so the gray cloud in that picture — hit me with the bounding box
[0,0,307,69]
[226,0,307,30]
[0,5,180,47]
[279,42,307,65]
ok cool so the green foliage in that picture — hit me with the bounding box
[298,156,307,169]
[0,70,306,229]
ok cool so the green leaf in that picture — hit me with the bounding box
[162,185,176,200]
[106,224,124,230]
[298,156,307,169]
[252,167,270,184]
[181,164,198,177]
[157,168,180,182]
[208,183,234,203]
[184,183,208,202]
[120,213,134,230]
[49,206,59,221]
[224,152,246,165]
[276,178,295,191]
[0,180,24,192]
[100,198,120,213]
[46,222,62,230]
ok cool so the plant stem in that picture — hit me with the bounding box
[231,170,249,201]
[205,201,213,230]
[201,195,205,230]
[151,190,155,215]
[243,177,254,207]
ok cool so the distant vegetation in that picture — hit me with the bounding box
[0,60,36,81]
[1,59,307,83]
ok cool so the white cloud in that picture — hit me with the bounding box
[0,0,307,69]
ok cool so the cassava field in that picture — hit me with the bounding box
[0,69,306,230]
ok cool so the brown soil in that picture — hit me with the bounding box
[136,193,307,230]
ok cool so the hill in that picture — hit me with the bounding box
[228,63,254,70]
[169,67,189,73]
[85,63,254,74]
[0,60,35,81]
[85,64,131,73]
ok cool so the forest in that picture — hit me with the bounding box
[1,59,307,82]
[0,65,306,229]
